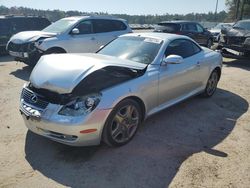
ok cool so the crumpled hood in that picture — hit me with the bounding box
[9,31,57,44]
[30,53,147,94]
[209,29,220,33]
[222,27,250,37]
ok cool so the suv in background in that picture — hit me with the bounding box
[6,16,132,65]
[154,20,213,48]
[0,16,51,54]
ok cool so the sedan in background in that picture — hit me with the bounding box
[19,33,222,147]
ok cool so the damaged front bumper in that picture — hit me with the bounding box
[218,35,250,56]
[7,41,42,65]
[19,85,112,146]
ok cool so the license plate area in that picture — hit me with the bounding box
[9,51,28,58]
[9,51,23,57]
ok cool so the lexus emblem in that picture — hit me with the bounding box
[30,94,38,103]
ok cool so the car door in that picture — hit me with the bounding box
[92,19,119,49]
[65,20,100,53]
[182,23,204,45]
[182,23,197,40]
[158,39,204,105]
[196,23,208,45]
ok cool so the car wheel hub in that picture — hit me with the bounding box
[111,105,139,143]
[207,72,218,95]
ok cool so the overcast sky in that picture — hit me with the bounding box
[0,0,227,15]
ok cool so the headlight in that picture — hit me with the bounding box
[58,93,101,116]
[34,39,44,47]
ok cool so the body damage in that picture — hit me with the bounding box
[8,31,56,44]
[28,53,147,105]
[6,31,57,63]
[219,25,250,55]
[19,33,222,147]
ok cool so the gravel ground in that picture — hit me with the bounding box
[0,55,249,188]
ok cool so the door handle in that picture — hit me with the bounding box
[91,37,95,40]
[196,62,201,67]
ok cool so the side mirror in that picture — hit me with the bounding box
[99,45,104,50]
[162,55,183,66]
[71,28,80,35]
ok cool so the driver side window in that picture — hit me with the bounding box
[165,39,201,58]
[196,24,204,33]
[75,20,93,34]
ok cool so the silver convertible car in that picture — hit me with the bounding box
[20,33,222,147]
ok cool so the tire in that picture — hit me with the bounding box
[102,99,142,147]
[206,38,213,49]
[202,70,219,97]
[44,48,66,55]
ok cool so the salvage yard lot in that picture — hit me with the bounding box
[0,55,250,188]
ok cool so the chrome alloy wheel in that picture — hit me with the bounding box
[206,71,219,96]
[111,105,139,143]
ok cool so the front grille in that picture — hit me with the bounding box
[7,42,29,52]
[21,87,49,109]
[227,37,246,45]
[28,85,72,105]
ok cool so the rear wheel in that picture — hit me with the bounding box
[102,99,142,147]
[202,70,219,97]
[206,38,213,49]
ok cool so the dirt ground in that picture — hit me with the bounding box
[0,55,249,188]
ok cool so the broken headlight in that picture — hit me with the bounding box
[58,93,101,116]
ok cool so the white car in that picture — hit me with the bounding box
[209,23,233,42]
[6,16,132,65]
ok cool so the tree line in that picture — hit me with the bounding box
[0,5,228,24]
[226,0,250,20]
[0,2,249,24]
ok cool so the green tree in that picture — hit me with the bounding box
[226,0,250,21]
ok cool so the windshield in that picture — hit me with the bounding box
[98,36,162,64]
[233,21,250,30]
[42,19,77,33]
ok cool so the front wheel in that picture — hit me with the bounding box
[202,71,219,97]
[102,99,142,147]
[206,39,213,49]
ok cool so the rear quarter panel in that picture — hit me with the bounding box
[201,48,222,82]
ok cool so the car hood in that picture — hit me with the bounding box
[9,31,57,44]
[30,53,147,94]
[221,27,250,37]
[209,28,220,33]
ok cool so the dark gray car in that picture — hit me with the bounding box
[154,20,213,48]
[218,19,250,57]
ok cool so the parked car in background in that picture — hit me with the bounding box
[6,16,132,65]
[209,23,233,42]
[154,20,214,48]
[19,33,222,147]
[0,15,50,54]
[218,19,250,56]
